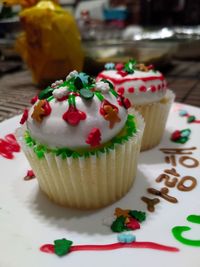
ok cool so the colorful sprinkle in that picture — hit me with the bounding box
[38,86,54,100]
[31,100,52,123]
[20,109,29,125]
[0,134,20,159]
[187,115,196,123]
[118,233,136,243]
[96,81,110,93]
[115,63,124,71]
[54,239,73,256]
[105,62,115,70]
[86,128,101,147]
[30,95,38,105]
[171,129,191,144]
[126,218,140,230]
[24,170,35,181]
[100,101,121,129]
[79,88,94,99]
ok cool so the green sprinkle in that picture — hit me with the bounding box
[129,210,146,222]
[124,59,137,74]
[47,95,54,102]
[54,238,73,256]
[187,115,196,123]
[80,88,94,99]
[110,88,118,97]
[111,216,126,233]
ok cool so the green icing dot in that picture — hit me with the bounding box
[54,238,73,256]
[80,88,94,99]
[111,216,127,233]
[38,86,54,100]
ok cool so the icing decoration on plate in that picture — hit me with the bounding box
[0,134,20,159]
[172,214,200,247]
[179,109,200,124]
[104,207,146,233]
[170,129,191,144]
[141,147,198,212]
[40,238,179,256]
[24,170,35,181]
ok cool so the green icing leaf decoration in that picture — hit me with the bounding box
[80,88,94,99]
[38,86,54,100]
[124,59,137,74]
[24,115,137,159]
[54,238,73,256]
[129,210,146,222]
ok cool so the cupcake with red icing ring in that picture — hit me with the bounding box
[16,71,144,209]
[97,60,175,151]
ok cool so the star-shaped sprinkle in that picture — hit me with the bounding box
[114,207,130,218]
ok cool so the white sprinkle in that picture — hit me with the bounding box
[66,70,78,81]
[53,86,69,99]
[51,79,63,88]
[96,81,110,93]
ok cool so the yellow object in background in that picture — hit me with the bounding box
[16,0,84,86]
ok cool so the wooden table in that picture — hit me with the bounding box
[0,60,200,122]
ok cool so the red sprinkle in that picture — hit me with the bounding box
[86,128,101,147]
[117,87,125,95]
[0,134,20,159]
[139,86,147,92]
[20,109,29,125]
[171,130,181,141]
[126,218,140,230]
[24,170,36,181]
[128,87,134,93]
[117,70,127,77]
[30,96,38,105]
[115,63,124,71]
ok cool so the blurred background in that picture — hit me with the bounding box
[0,0,200,121]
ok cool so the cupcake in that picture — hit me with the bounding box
[97,60,175,151]
[16,71,144,209]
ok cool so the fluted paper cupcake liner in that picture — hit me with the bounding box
[131,89,175,151]
[16,110,144,209]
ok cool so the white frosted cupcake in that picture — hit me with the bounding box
[97,60,175,151]
[16,71,144,209]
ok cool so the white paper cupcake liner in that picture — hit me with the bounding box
[131,89,175,151]
[16,110,144,209]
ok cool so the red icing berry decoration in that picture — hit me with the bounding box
[30,95,38,105]
[128,87,134,93]
[171,130,181,141]
[86,128,101,147]
[20,109,29,125]
[117,87,125,95]
[115,63,124,71]
[139,86,146,92]
[126,218,140,230]
[150,86,156,92]
[63,105,86,126]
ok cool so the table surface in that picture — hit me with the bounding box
[0,60,200,122]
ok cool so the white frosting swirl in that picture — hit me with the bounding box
[26,92,128,149]
[97,69,167,105]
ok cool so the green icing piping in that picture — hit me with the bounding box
[24,114,137,159]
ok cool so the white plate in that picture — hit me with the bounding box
[1,103,200,267]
